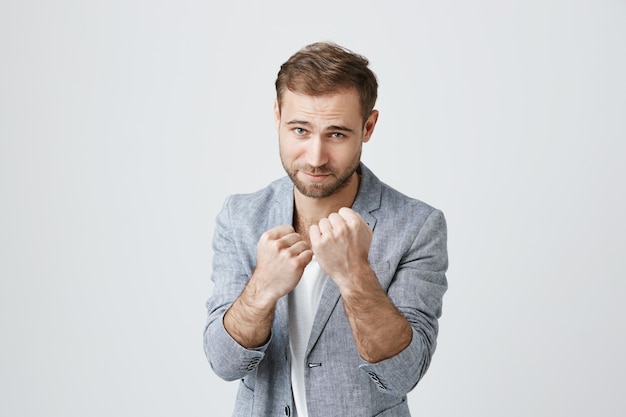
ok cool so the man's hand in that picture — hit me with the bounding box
[252,225,313,302]
[309,207,372,289]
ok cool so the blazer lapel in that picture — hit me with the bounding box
[306,277,340,354]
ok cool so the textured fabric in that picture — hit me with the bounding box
[204,163,448,417]
[289,258,329,417]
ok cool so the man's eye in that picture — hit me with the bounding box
[331,132,344,139]
[294,128,306,135]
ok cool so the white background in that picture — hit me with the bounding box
[1,1,625,416]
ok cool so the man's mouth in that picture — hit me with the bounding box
[300,168,336,183]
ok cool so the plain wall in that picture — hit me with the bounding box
[1,1,624,416]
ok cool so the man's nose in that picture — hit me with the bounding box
[306,136,329,167]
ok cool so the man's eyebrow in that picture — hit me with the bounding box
[286,120,311,126]
[326,125,355,133]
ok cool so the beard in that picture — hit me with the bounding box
[281,150,361,199]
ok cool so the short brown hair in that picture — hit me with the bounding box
[275,42,378,124]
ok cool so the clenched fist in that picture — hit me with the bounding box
[310,207,373,288]
[252,225,313,302]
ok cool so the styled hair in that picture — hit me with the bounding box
[275,42,378,123]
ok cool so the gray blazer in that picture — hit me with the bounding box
[204,164,448,417]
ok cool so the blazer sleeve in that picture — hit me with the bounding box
[203,196,269,381]
[359,209,448,397]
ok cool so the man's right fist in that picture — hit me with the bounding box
[251,225,313,302]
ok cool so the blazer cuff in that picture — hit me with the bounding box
[205,312,270,381]
[358,328,429,397]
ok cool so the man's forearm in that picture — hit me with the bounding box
[339,266,412,363]
[223,281,277,349]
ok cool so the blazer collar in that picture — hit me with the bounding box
[351,163,382,232]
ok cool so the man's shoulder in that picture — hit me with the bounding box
[222,176,291,214]
[380,181,438,215]
[361,164,439,217]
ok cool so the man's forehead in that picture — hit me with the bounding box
[282,87,359,101]
[279,89,362,118]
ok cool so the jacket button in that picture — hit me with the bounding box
[284,405,291,416]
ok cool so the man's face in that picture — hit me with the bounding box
[275,89,378,199]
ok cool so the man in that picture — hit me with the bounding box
[204,42,448,417]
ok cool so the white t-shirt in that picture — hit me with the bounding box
[288,257,329,417]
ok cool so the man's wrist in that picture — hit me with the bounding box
[335,263,378,298]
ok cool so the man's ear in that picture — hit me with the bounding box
[362,110,379,143]
[273,99,281,131]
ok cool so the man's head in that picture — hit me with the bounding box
[274,43,379,200]
[275,42,378,125]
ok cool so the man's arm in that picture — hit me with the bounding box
[310,207,412,362]
[311,206,447,395]
[223,225,313,348]
[205,196,313,381]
